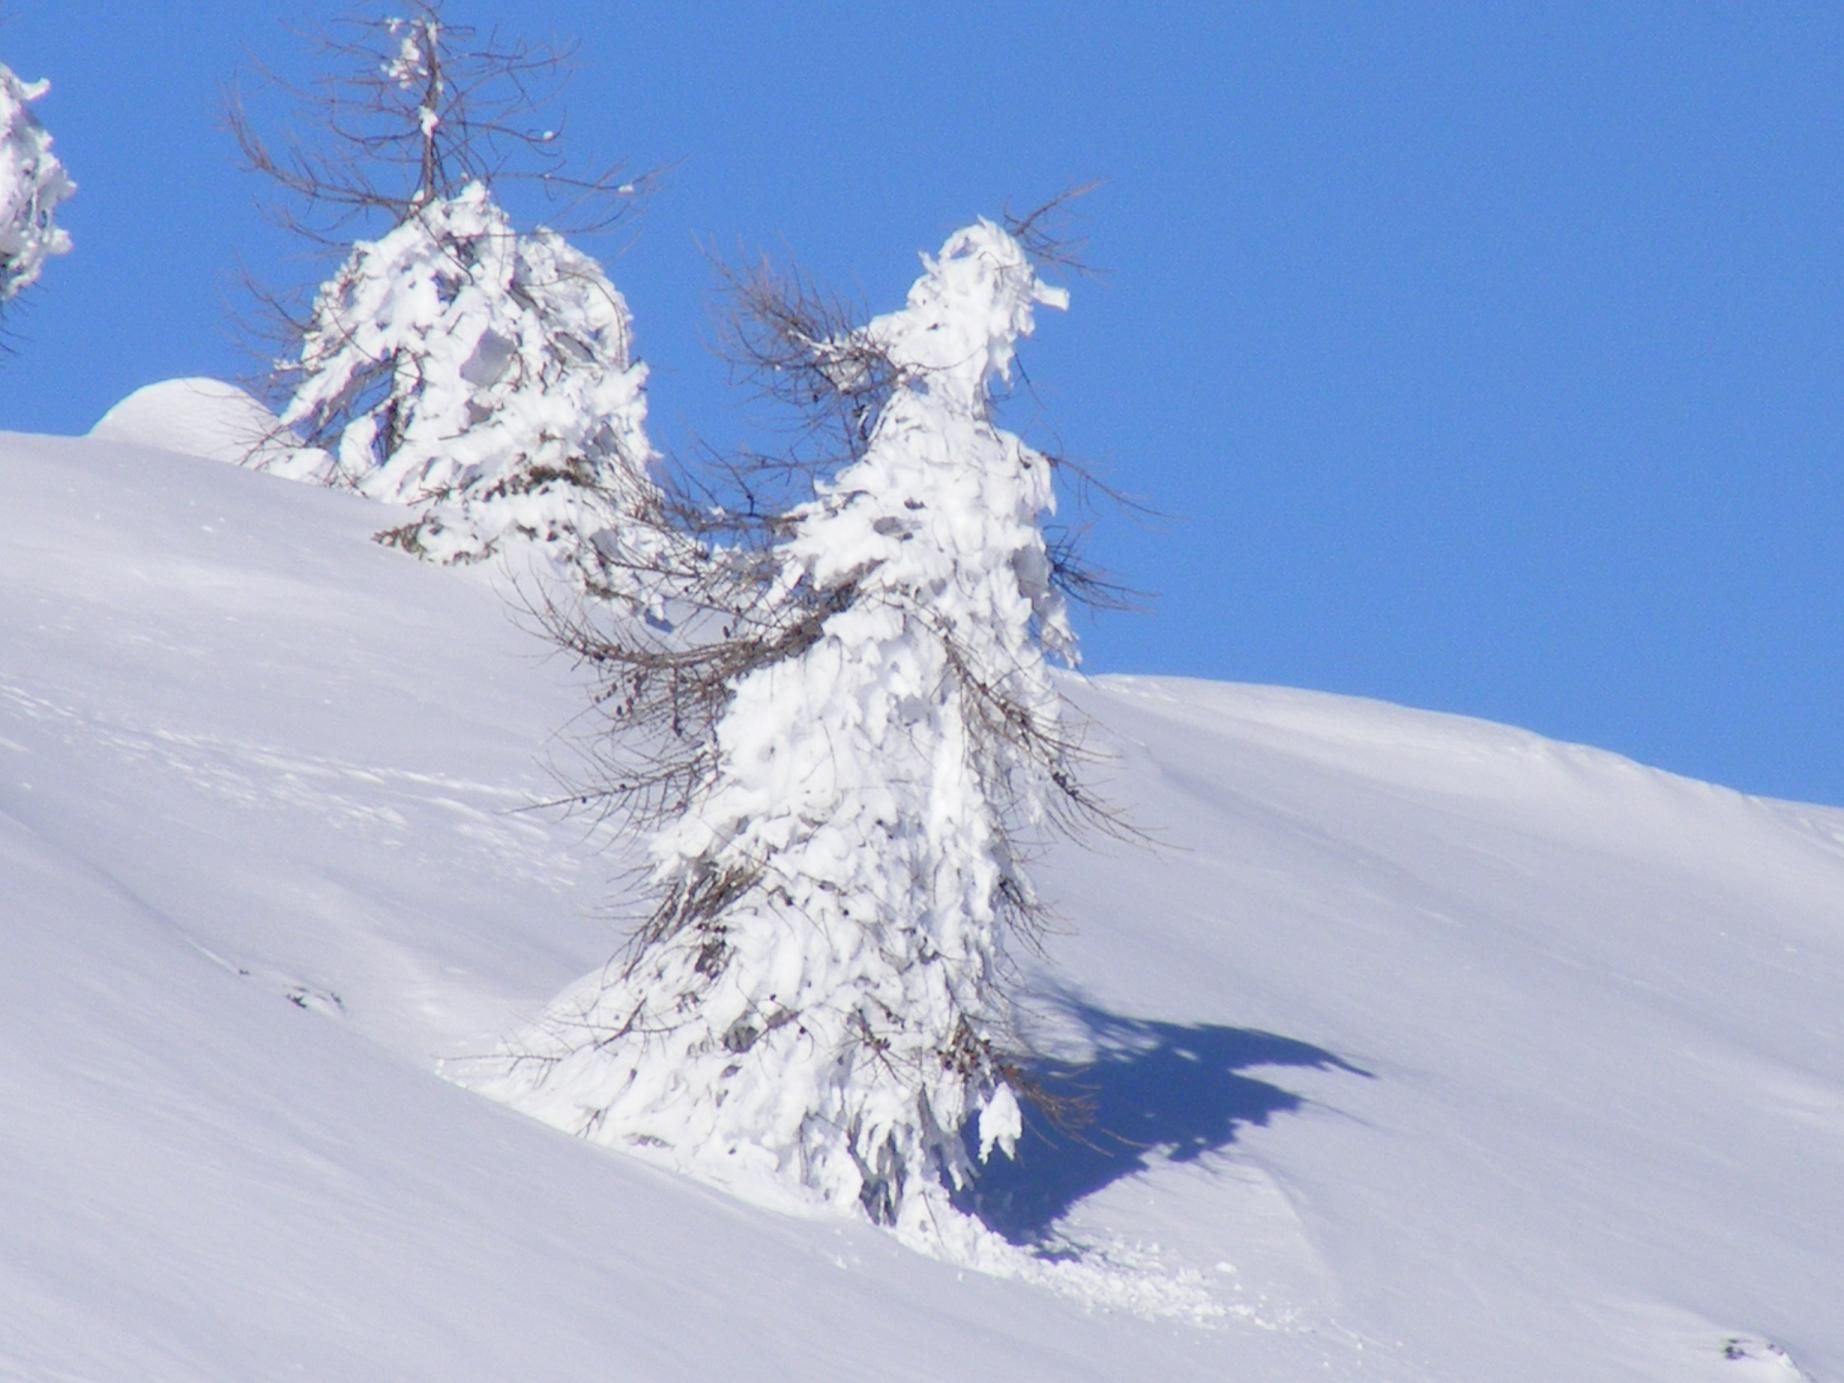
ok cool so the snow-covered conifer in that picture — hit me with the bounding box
[234,4,664,594]
[0,62,73,305]
[267,182,663,591]
[497,220,1095,1234]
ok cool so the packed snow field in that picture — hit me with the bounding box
[4,398,1840,1380]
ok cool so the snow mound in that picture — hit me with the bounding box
[90,376,319,470]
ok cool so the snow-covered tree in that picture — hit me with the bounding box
[234,4,664,593]
[266,181,663,590]
[1,62,73,306]
[497,220,1104,1234]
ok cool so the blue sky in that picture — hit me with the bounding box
[4,2,1840,805]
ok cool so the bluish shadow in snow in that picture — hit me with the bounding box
[959,1002,1370,1245]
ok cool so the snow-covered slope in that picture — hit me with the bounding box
[4,410,1840,1381]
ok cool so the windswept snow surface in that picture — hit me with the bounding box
[3,417,1841,1380]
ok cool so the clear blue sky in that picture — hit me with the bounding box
[4,2,1840,805]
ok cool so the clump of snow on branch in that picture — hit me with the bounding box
[0,63,74,303]
[489,220,1090,1239]
[383,16,436,88]
[382,16,442,144]
[260,182,665,596]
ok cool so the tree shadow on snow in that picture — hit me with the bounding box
[958,1001,1371,1246]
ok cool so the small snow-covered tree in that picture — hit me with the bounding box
[233,4,665,593]
[498,219,1110,1234]
[1,61,73,307]
[269,182,663,589]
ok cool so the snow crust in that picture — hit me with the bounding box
[4,422,1843,1380]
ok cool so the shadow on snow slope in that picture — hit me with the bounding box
[962,1000,1371,1245]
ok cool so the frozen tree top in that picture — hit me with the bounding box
[860,218,1069,404]
[383,16,440,88]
